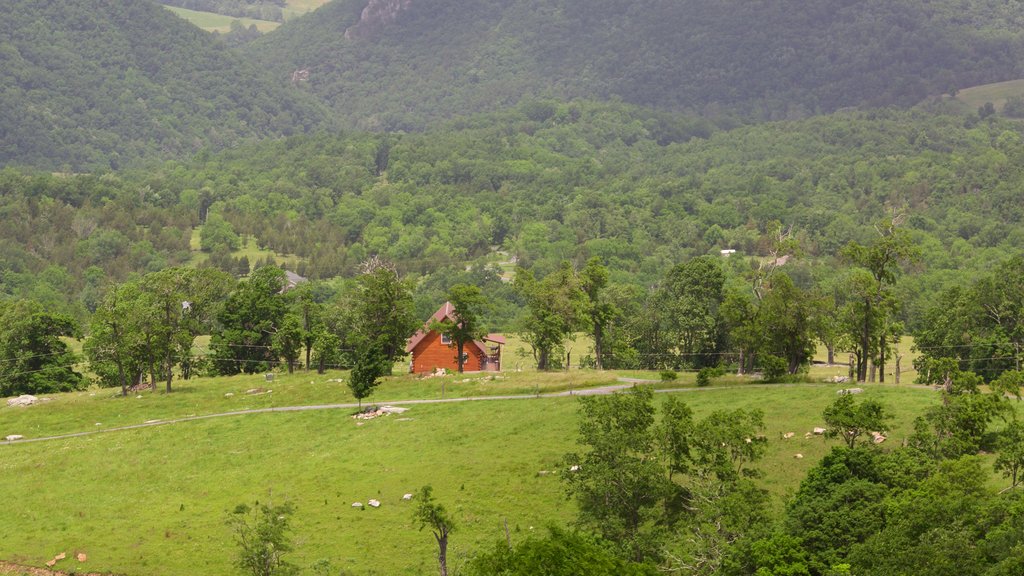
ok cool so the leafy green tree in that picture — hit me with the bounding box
[432,284,488,373]
[413,485,455,576]
[348,344,385,408]
[848,458,993,576]
[351,258,417,374]
[562,386,668,562]
[823,394,892,449]
[757,274,818,374]
[273,314,304,374]
[840,217,919,382]
[659,256,726,368]
[515,262,588,370]
[910,361,1009,459]
[201,212,241,253]
[142,267,233,391]
[580,257,616,370]
[211,266,289,375]
[0,300,84,396]
[85,281,151,396]
[228,501,298,576]
[466,526,657,576]
[995,419,1024,489]
[783,447,906,574]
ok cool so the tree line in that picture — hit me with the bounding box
[3,223,1023,399]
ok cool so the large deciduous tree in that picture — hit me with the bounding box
[0,300,84,396]
[351,258,417,375]
[514,262,588,370]
[211,266,289,375]
[840,216,918,382]
[580,257,616,370]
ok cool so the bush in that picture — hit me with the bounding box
[660,370,678,382]
[696,367,713,387]
[760,355,788,383]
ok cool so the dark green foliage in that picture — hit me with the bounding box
[847,458,996,576]
[660,370,678,382]
[564,387,771,569]
[0,300,84,395]
[784,448,910,573]
[466,526,658,576]
[228,501,298,576]
[0,0,325,170]
[251,0,1024,128]
[210,266,289,375]
[348,344,385,408]
[759,355,789,383]
[914,256,1024,382]
[823,394,892,449]
[350,260,417,373]
[563,386,667,562]
[515,263,588,371]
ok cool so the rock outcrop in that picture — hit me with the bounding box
[345,0,414,40]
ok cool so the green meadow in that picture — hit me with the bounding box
[1,374,945,575]
[162,6,280,33]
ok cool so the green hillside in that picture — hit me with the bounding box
[0,0,328,171]
[0,374,944,575]
[250,0,1024,129]
[3,102,1024,325]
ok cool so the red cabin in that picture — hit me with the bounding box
[405,302,505,373]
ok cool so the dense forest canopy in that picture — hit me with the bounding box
[250,0,1024,130]
[2,101,1023,334]
[0,0,328,171]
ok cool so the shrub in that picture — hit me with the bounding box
[696,367,713,387]
[760,355,788,383]
[660,370,678,382]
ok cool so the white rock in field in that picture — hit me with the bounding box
[6,395,37,407]
[352,502,363,508]
[368,499,380,508]
[5,435,24,441]
[569,465,581,472]
[402,493,413,501]
[794,454,804,459]
[838,388,864,395]
[782,432,795,439]
[813,427,826,435]
[380,406,408,414]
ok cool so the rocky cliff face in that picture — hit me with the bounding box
[344,0,414,40]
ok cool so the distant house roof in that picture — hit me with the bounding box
[282,270,308,292]
[405,302,504,354]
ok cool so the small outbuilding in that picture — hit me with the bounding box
[405,302,505,373]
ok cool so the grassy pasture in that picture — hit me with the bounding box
[162,6,280,33]
[187,229,305,270]
[955,79,1024,112]
[0,378,946,575]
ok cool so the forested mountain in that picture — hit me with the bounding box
[3,101,1023,329]
[0,0,327,171]
[250,0,1024,130]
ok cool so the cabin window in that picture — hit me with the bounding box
[441,334,452,345]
